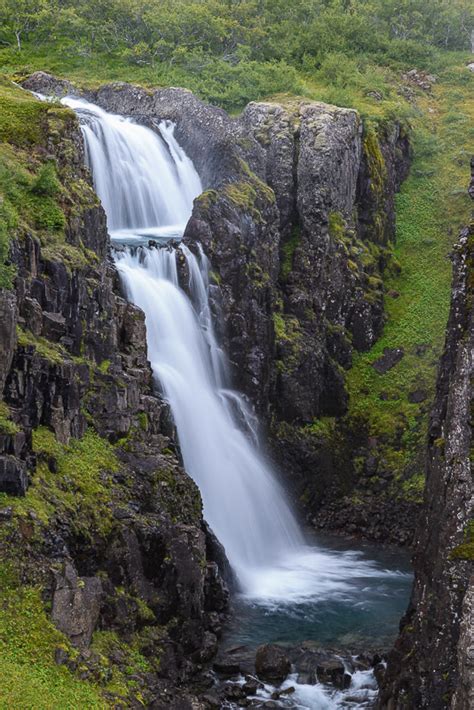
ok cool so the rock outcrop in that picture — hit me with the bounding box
[379,178,474,708]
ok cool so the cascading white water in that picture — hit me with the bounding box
[69,98,409,615]
[62,97,202,243]
[115,245,307,588]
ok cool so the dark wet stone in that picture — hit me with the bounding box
[54,647,70,665]
[316,659,351,689]
[243,679,259,695]
[42,311,66,341]
[0,456,27,496]
[223,683,246,700]
[213,657,241,675]
[255,644,291,683]
[372,347,404,374]
[51,561,102,649]
[408,389,427,403]
[271,686,295,699]
[201,693,221,708]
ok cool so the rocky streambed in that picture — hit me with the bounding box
[193,642,384,708]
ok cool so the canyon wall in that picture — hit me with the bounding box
[24,73,412,542]
[379,171,474,709]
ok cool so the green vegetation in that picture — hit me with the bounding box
[0,427,120,538]
[0,564,107,709]
[224,180,261,213]
[0,401,19,435]
[0,1,472,111]
[450,521,474,561]
[305,416,337,439]
[280,225,300,282]
[17,327,67,364]
[90,629,156,698]
[344,67,473,494]
[0,78,102,285]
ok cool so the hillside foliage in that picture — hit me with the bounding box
[0,0,472,109]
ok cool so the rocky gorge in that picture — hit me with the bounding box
[0,70,471,708]
[20,70,416,545]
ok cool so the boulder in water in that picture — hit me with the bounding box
[316,658,351,689]
[255,644,291,683]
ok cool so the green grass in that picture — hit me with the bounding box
[0,565,107,710]
[344,63,474,489]
[0,76,52,146]
[450,521,474,561]
[0,401,20,436]
[17,327,68,364]
[0,427,120,539]
[90,629,157,699]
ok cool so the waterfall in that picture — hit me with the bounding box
[63,95,306,590]
[115,245,305,588]
[62,97,202,243]
[68,98,406,607]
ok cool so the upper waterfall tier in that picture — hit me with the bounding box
[62,96,202,243]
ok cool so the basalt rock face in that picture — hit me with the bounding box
[379,216,474,708]
[0,81,228,706]
[188,99,410,421]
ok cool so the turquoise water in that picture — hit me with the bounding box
[225,533,412,651]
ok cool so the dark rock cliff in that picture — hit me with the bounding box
[0,79,228,707]
[379,171,474,709]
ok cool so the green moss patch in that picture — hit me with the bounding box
[0,401,19,436]
[0,427,120,540]
[0,564,107,709]
[280,225,300,281]
[450,521,474,561]
[0,77,51,146]
[17,327,68,365]
[89,629,157,701]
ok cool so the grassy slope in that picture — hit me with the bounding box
[344,64,473,498]
[0,567,106,710]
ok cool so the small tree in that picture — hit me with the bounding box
[0,0,53,50]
